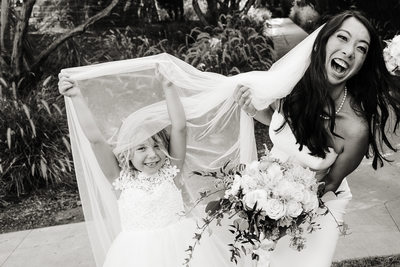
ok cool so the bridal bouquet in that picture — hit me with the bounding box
[185,149,323,265]
[383,35,400,75]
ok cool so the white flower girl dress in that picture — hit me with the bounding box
[103,159,237,267]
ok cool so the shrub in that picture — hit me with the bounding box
[0,77,74,198]
[100,27,179,61]
[181,14,276,75]
[289,0,320,33]
[82,26,188,63]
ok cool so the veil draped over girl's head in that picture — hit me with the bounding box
[62,26,321,266]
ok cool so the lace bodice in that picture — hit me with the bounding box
[269,111,338,179]
[113,160,185,231]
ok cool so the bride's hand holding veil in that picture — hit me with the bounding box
[233,85,256,116]
[234,84,275,126]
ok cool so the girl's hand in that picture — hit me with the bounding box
[155,63,174,90]
[58,73,82,98]
[233,85,257,117]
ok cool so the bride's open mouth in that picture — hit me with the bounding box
[331,58,349,76]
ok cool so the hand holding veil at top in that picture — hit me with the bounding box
[61,26,322,266]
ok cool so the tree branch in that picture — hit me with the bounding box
[10,0,36,78]
[192,0,209,26]
[29,0,121,73]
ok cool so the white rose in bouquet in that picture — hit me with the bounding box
[245,161,261,177]
[291,185,306,202]
[241,174,258,194]
[273,179,303,202]
[286,200,303,217]
[264,198,287,220]
[302,190,319,212]
[267,163,284,181]
[243,189,268,209]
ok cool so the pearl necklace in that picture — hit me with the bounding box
[320,87,347,120]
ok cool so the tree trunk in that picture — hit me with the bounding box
[10,0,36,79]
[0,0,10,51]
[192,0,209,26]
[206,0,218,24]
[29,0,121,73]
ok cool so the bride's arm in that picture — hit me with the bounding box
[322,120,369,193]
[58,74,120,183]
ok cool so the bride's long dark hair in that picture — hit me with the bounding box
[280,10,400,169]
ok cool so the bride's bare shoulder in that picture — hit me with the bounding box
[340,103,369,141]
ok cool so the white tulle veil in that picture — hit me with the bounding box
[62,26,321,266]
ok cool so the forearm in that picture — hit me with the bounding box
[164,86,186,131]
[252,107,274,126]
[71,95,106,143]
[320,172,344,194]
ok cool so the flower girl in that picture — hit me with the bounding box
[58,66,235,267]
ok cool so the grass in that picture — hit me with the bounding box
[332,255,400,266]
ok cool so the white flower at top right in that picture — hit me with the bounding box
[383,35,400,74]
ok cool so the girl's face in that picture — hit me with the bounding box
[324,17,371,86]
[131,137,166,175]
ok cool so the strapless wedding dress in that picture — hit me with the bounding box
[266,111,352,267]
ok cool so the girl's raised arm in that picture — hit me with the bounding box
[58,74,120,183]
[155,65,187,171]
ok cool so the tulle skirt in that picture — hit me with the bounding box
[103,217,245,267]
[268,178,352,267]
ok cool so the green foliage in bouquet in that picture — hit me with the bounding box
[0,78,73,199]
[181,13,276,76]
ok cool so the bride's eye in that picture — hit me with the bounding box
[337,34,348,41]
[357,46,368,54]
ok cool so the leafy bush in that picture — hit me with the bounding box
[289,0,320,33]
[84,13,275,76]
[182,14,276,75]
[80,25,192,64]
[100,27,181,61]
[0,77,74,199]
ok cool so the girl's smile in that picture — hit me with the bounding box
[131,138,166,174]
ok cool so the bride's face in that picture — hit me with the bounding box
[324,17,370,86]
[131,137,166,174]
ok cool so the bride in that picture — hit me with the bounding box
[60,10,399,267]
[235,10,400,267]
